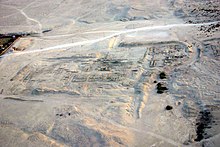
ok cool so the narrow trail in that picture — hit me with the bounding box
[19,9,42,31]
[0,3,26,18]
[2,21,220,57]
[0,3,42,31]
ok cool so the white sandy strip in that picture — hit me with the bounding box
[3,21,220,57]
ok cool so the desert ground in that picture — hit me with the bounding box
[0,0,219,146]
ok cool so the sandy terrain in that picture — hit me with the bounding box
[0,0,219,147]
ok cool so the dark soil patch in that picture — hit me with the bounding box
[165,105,173,110]
[195,109,213,142]
[156,83,168,94]
[42,29,52,33]
[159,72,166,79]
[4,97,43,102]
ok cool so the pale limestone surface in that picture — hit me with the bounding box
[0,0,220,147]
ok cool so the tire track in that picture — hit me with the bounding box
[2,21,220,57]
